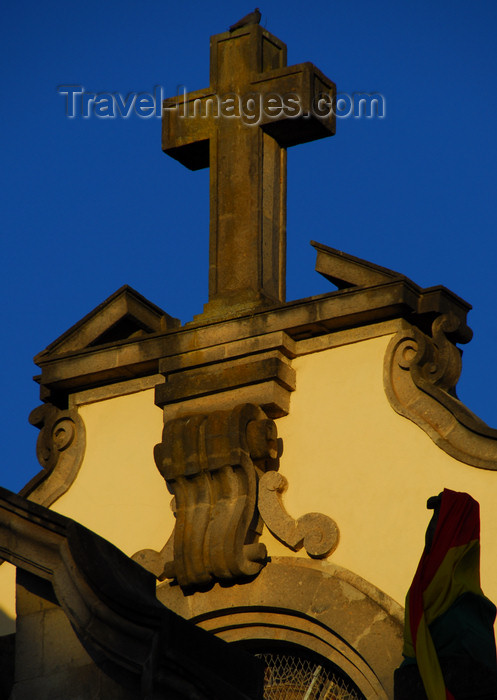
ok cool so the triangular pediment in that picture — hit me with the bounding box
[36,285,180,359]
[311,240,404,289]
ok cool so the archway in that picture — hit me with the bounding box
[156,557,404,698]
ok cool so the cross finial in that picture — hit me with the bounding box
[163,25,336,320]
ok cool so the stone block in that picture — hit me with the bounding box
[157,352,295,403]
[42,605,93,675]
[161,380,292,420]
[14,612,45,682]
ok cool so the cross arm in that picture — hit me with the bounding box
[251,62,336,147]
[162,87,215,170]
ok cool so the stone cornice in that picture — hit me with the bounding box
[34,279,471,400]
[312,240,406,288]
[37,284,179,359]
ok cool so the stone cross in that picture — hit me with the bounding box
[163,25,335,319]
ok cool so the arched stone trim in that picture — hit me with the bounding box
[0,487,261,700]
[156,556,404,699]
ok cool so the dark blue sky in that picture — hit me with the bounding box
[2,1,497,491]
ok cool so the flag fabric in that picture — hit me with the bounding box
[402,489,487,700]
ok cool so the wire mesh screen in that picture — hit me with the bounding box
[255,652,364,700]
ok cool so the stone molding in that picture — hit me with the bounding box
[384,313,497,470]
[20,403,86,507]
[312,240,405,289]
[156,351,296,418]
[0,487,263,700]
[61,322,399,407]
[33,272,471,399]
[69,373,162,407]
[134,403,339,588]
[156,332,297,420]
[36,284,179,359]
[156,557,404,699]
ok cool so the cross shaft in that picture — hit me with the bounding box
[163,25,335,318]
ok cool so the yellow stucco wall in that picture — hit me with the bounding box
[5,332,496,636]
[53,388,174,558]
[0,562,16,635]
[263,334,497,609]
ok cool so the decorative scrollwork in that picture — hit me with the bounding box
[397,313,462,394]
[258,471,339,558]
[384,313,497,470]
[134,402,341,586]
[22,404,86,506]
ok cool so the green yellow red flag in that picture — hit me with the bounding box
[402,489,486,700]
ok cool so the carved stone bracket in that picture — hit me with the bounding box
[21,404,86,506]
[384,313,497,470]
[136,403,280,588]
[258,471,339,558]
[134,402,340,587]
